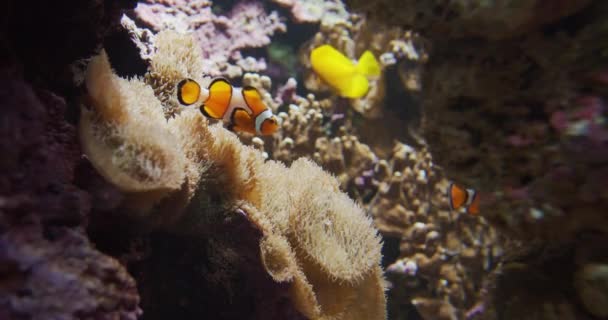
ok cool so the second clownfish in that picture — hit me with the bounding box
[176,78,279,136]
[447,183,480,215]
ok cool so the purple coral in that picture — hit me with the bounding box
[134,0,286,76]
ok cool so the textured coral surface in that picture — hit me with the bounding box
[343,0,608,318]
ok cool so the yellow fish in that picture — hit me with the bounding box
[310,44,380,98]
[176,78,279,136]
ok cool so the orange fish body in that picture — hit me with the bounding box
[448,183,480,215]
[176,78,279,136]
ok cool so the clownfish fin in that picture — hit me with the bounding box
[177,79,201,106]
[201,78,232,119]
[467,191,480,215]
[311,44,372,98]
[448,183,468,211]
[355,50,380,77]
[241,86,266,115]
[230,108,255,134]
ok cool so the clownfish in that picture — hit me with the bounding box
[447,183,480,215]
[176,78,279,136]
[310,44,380,98]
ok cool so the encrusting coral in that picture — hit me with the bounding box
[79,29,386,320]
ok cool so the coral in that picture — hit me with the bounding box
[412,2,608,243]
[375,145,501,320]
[244,72,502,319]
[0,74,141,319]
[0,227,141,319]
[295,12,428,158]
[348,0,608,243]
[270,0,350,26]
[79,29,387,319]
[337,0,608,319]
[344,0,592,40]
[0,1,146,318]
[81,50,187,195]
[133,0,286,78]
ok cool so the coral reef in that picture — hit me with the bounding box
[133,0,286,78]
[344,0,592,40]
[348,0,608,243]
[1,226,140,319]
[0,73,140,319]
[79,30,387,320]
[243,73,502,319]
[343,0,608,318]
[374,145,501,320]
[2,0,542,319]
[0,1,144,319]
[270,0,350,26]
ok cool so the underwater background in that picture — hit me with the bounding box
[1,0,607,319]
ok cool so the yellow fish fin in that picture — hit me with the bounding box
[177,79,201,105]
[201,78,232,119]
[355,50,380,77]
[311,44,369,98]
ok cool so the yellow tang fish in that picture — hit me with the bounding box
[176,78,279,136]
[310,44,380,98]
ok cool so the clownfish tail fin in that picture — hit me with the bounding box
[467,191,480,216]
[355,50,380,77]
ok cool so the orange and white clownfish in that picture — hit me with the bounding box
[447,183,480,215]
[176,78,279,136]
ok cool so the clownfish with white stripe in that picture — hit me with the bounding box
[176,78,280,136]
[447,183,480,215]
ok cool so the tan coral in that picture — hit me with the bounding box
[145,30,211,116]
[80,50,186,195]
[80,31,386,320]
[377,144,501,319]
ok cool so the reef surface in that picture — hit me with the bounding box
[3,0,607,319]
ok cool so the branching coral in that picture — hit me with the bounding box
[79,30,387,320]
[370,145,501,320]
